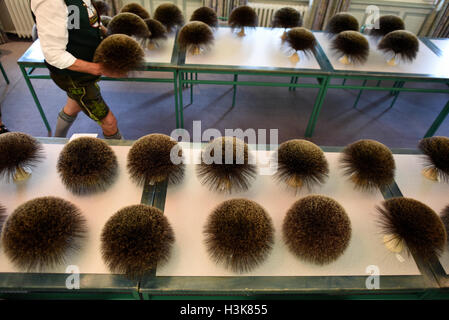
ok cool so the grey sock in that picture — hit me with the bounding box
[104,129,123,140]
[54,110,77,138]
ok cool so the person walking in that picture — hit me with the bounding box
[31,0,124,139]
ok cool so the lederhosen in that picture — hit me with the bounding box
[35,0,109,123]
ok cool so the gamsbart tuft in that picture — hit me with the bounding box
[127,133,185,186]
[274,139,328,192]
[228,5,258,31]
[94,34,145,74]
[153,3,185,32]
[378,198,447,261]
[196,137,257,193]
[204,198,274,273]
[331,31,370,64]
[178,21,214,52]
[0,132,44,182]
[2,197,87,271]
[272,7,302,29]
[286,27,316,56]
[340,139,396,190]
[368,15,405,38]
[283,195,352,265]
[190,7,218,28]
[378,30,419,62]
[57,137,118,195]
[325,13,359,35]
[418,136,449,182]
[107,12,151,38]
[101,204,175,278]
[120,2,151,20]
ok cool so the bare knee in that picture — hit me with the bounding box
[64,98,82,116]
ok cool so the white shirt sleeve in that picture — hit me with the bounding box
[31,0,77,69]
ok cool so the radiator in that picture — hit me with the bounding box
[248,3,309,28]
[4,0,34,38]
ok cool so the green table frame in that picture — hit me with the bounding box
[177,67,329,134]
[305,36,449,138]
[17,38,181,136]
[2,141,449,299]
[428,253,449,298]
[17,31,449,140]
[177,32,449,139]
[0,138,162,300]
[176,29,330,134]
[138,145,447,300]
[388,150,449,300]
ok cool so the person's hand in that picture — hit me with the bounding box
[90,63,103,76]
[99,64,127,78]
[69,59,103,75]
[100,25,108,36]
[68,60,127,78]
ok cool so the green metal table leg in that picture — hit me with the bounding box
[232,74,238,108]
[342,78,346,86]
[289,76,294,91]
[353,79,368,109]
[376,80,381,87]
[19,65,52,136]
[293,77,298,91]
[305,77,330,138]
[390,81,399,95]
[190,72,193,105]
[0,62,10,84]
[173,70,180,129]
[27,67,36,76]
[178,71,184,129]
[388,81,405,109]
[423,100,449,138]
[182,73,188,89]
